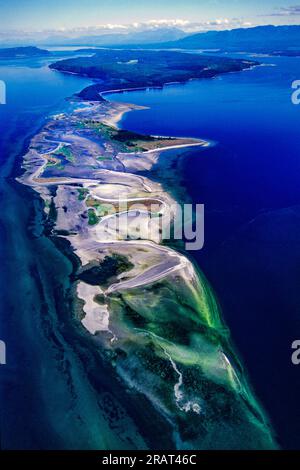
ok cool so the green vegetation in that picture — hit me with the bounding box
[46,161,65,170]
[77,187,89,201]
[50,49,257,101]
[86,198,115,217]
[82,120,156,152]
[87,208,99,226]
[54,144,75,163]
[104,269,276,449]
[77,253,134,286]
[97,155,113,161]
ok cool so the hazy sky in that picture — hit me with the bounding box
[0,0,300,35]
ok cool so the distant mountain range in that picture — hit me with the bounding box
[60,25,300,54]
[152,25,300,52]
[1,25,300,55]
[37,27,187,47]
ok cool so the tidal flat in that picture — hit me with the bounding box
[16,83,277,449]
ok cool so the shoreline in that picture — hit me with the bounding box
[101,101,147,129]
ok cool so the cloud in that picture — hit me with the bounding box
[0,17,254,41]
[181,18,252,32]
[265,5,300,17]
[145,19,191,28]
[132,17,251,32]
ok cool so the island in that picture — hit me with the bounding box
[0,46,50,59]
[50,49,257,100]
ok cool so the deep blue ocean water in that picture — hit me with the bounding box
[107,54,300,448]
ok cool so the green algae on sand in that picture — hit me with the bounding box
[99,265,277,450]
